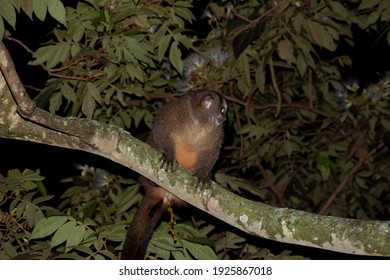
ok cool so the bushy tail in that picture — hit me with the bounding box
[121,186,167,260]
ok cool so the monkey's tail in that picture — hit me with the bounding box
[121,191,168,260]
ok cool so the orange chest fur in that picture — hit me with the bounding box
[171,126,211,172]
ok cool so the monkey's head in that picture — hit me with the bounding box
[189,90,227,127]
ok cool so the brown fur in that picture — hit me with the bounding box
[121,90,227,259]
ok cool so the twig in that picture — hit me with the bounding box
[230,0,288,41]
[4,36,34,54]
[319,143,385,215]
[269,58,282,116]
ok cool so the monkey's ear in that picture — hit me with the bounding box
[201,94,214,109]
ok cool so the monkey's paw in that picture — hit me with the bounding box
[159,154,178,173]
[194,173,212,189]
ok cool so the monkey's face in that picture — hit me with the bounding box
[213,98,227,126]
[203,92,227,126]
[191,90,227,127]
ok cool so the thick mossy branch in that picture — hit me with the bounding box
[1,42,390,256]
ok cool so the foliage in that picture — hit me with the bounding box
[0,168,221,259]
[0,0,67,38]
[1,0,390,259]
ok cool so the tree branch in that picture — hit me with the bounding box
[1,41,390,257]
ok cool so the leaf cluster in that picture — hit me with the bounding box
[1,168,227,259]
[0,0,66,38]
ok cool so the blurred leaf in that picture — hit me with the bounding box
[307,20,338,51]
[232,21,265,58]
[158,34,171,62]
[29,45,57,66]
[316,155,332,181]
[48,0,67,26]
[31,216,68,239]
[52,220,77,247]
[66,224,85,248]
[82,87,96,119]
[0,17,4,39]
[169,41,183,74]
[86,82,102,105]
[358,0,381,10]
[33,0,48,21]
[0,0,16,28]
[49,92,62,114]
[278,39,295,64]
[182,240,218,260]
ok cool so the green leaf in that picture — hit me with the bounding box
[294,39,315,69]
[0,0,16,29]
[26,208,45,228]
[0,17,4,39]
[47,42,70,69]
[307,20,338,51]
[175,7,195,23]
[171,250,187,260]
[278,39,295,64]
[2,242,17,258]
[358,0,381,10]
[61,82,77,104]
[48,0,67,26]
[33,0,48,21]
[328,1,349,18]
[292,13,304,34]
[126,64,144,83]
[82,87,96,119]
[182,240,218,260]
[316,156,332,181]
[318,165,330,181]
[86,82,102,105]
[49,92,63,114]
[158,34,171,62]
[184,236,215,249]
[169,40,183,75]
[255,65,265,93]
[93,238,104,251]
[119,110,131,129]
[235,52,251,94]
[175,1,193,8]
[52,220,77,247]
[232,21,265,58]
[281,140,299,158]
[296,53,307,76]
[66,225,86,248]
[21,0,34,19]
[380,119,390,132]
[125,37,150,64]
[208,3,224,20]
[31,216,68,239]
[22,169,45,180]
[29,45,57,66]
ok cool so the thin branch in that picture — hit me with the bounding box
[230,0,288,41]
[4,36,34,54]
[269,58,282,116]
[0,42,95,140]
[319,150,366,216]
[319,144,385,215]
[0,41,36,117]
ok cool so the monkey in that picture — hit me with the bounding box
[121,90,227,260]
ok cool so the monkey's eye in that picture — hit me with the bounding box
[220,107,225,114]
